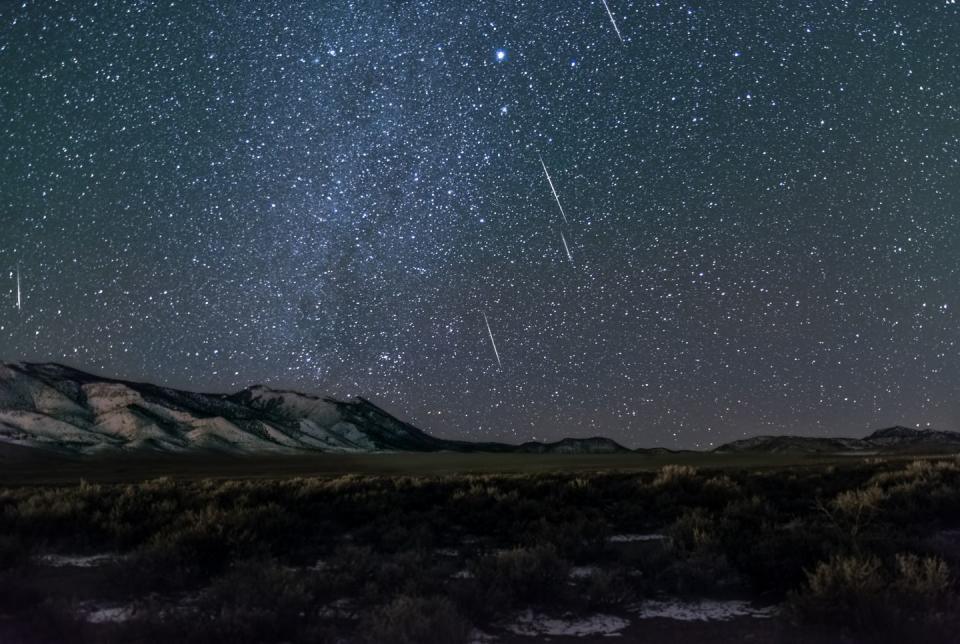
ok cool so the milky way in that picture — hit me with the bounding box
[1,1,958,447]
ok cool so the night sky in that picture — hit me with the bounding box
[1,1,958,448]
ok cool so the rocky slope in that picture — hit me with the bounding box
[0,362,628,455]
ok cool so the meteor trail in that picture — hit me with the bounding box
[482,311,502,369]
[15,264,21,311]
[539,155,569,224]
[600,0,624,44]
[560,231,574,263]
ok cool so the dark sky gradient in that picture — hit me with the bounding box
[1,1,958,448]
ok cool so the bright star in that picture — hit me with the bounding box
[495,49,507,62]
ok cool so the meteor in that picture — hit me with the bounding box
[539,155,569,224]
[601,0,624,44]
[15,264,21,311]
[560,231,574,263]
[482,311,503,369]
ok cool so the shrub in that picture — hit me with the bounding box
[700,475,742,506]
[659,550,742,595]
[893,553,950,602]
[365,550,440,601]
[794,554,886,626]
[831,485,885,518]
[905,459,936,478]
[196,559,321,642]
[724,518,830,594]
[520,517,608,561]
[668,509,716,553]
[580,569,635,608]
[471,545,569,611]
[653,465,697,487]
[789,553,953,634]
[359,596,471,644]
[326,545,379,595]
[823,485,886,547]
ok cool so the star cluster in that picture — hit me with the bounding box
[1,1,958,447]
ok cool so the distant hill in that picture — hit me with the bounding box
[714,426,960,455]
[0,362,629,456]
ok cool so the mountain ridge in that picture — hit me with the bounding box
[0,362,630,455]
[0,362,957,457]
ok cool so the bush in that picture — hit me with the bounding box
[826,485,886,544]
[197,559,321,642]
[653,465,698,487]
[724,518,830,594]
[326,545,379,595]
[580,569,635,608]
[668,509,716,553]
[659,550,742,595]
[791,554,886,626]
[893,553,950,603]
[789,553,953,634]
[520,517,608,561]
[475,545,568,603]
[359,596,471,644]
[122,508,233,591]
[458,545,571,619]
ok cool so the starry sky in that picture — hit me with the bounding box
[1,1,958,448]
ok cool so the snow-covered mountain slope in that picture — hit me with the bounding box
[0,362,631,456]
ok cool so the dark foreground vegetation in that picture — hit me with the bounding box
[2,456,960,643]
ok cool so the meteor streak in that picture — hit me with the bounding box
[601,0,624,44]
[15,264,21,311]
[539,155,569,224]
[482,311,503,369]
[560,231,574,263]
